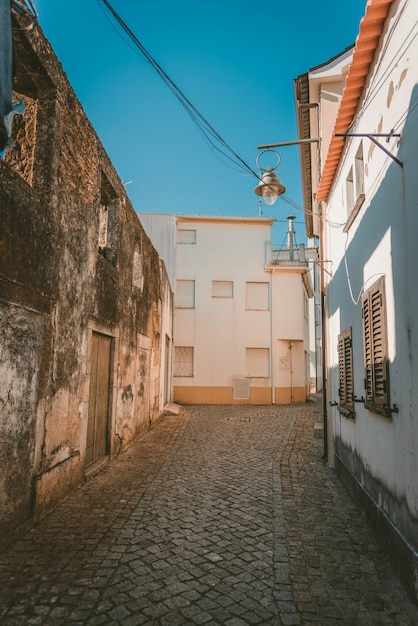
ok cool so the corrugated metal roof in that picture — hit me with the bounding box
[316,0,394,202]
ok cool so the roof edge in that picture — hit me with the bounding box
[316,0,394,202]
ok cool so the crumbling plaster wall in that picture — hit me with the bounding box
[0,15,172,548]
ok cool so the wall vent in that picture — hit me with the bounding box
[232,378,250,400]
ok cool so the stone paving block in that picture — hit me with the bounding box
[0,403,417,625]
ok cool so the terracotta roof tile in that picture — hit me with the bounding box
[316,0,394,201]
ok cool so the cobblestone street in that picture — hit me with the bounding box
[0,398,417,625]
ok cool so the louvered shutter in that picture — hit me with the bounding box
[338,328,354,410]
[362,277,389,415]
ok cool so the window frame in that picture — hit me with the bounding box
[245,282,269,311]
[344,142,365,232]
[176,280,195,309]
[212,280,233,298]
[246,347,270,378]
[177,229,196,244]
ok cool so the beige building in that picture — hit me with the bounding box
[140,213,315,404]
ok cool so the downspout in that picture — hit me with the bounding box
[269,267,276,404]
[320,205,328,462]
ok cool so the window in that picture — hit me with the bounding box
[246,348,269,378]
[246,282,269,310]
[212,281,233,298]
[98,173,118,266]
[362,276,390,416]
[346,167,354,215]
[338,327,354,415]
[174,346,194,377]
[98,205,108,248]
[133,244,143,290]
[345,143,365,231]
[177,229,196,244]
[176,280,195,308]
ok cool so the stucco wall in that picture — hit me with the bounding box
[0,15,172,548]
[322,0,418,598]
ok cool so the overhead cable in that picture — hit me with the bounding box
[97,0,261,182]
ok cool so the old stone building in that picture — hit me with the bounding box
[0,11,173,549]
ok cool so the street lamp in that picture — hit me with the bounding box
[253,149,285,206]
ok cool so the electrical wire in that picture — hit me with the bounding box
[97,0,323,225]
[343,232,385,306]
[97,0,262,184]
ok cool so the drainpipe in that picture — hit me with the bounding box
[269,268,276,404]
[319,204,328,462]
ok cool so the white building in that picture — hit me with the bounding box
[295,0,418,602]
[139,213,317,405]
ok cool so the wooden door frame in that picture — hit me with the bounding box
[85,320,119,466]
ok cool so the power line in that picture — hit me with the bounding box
[98,0,261,182]
[97,0,309,222]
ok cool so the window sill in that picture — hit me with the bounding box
[344,193,365,232]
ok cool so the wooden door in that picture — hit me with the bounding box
[86,332,111,466]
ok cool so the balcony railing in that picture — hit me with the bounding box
[268,244,308,266]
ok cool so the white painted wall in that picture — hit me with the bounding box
[323,0,418,551]
[175,217,273,390]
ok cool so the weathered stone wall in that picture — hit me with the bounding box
[0,14,173,549]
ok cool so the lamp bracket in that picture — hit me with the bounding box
[258,138,319,149]
[335,132,403,168]
[256,149,281,172]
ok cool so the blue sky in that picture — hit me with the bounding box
[36,0,367,246]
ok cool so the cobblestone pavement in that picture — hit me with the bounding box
[0,399,417,625]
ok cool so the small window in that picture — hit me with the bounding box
[98,173,118,266]
[362,276,390,416]
[133,244,143,290]
[246,348,269,378]
[98,205,108,249]
[346,167,354,215]
[212,281,233,298]
[246,282,269,310]
[338,327,354,414]
[345,143,365,231]
[176,280,195,308]
[174,346,194,377]
[177,229,196,244]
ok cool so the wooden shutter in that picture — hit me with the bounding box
[362,277,389,415]
[338,327,354,410]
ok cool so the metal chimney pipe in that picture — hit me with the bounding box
[286,215,296,261]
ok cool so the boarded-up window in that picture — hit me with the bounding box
[176,280,195,308]
[174,346,194,377]
[177,229,196,244]
[246,282,269,310]
[246,348,269,377]
[338,327,354,413]
[362,276,390,416]
[212,281,233,298]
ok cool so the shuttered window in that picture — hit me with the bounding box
[338,328,354,413]
[246,348,269,378]
[212,281,233,298]
[362,277,390,416]
[176,280,195,308]
[246,282,269,310]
